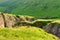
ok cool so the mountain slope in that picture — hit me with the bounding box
[0,27,59,40]
[0,0,8,4]
[0,0,60,18]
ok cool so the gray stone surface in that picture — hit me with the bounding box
[44,23,60,38]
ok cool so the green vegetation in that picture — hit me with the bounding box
[0,0,8,4]
[0,7,6,12]
[0,0,60,18]
[0,26,59,40]
[0,13,59,40]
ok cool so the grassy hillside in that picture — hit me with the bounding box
[0,0,8,4]
[0,0,60,18]
[0,26,59,40]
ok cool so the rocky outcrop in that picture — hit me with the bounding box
[14,21,32,27]
[0,12,60,38]
[25,16,35,22]
[0,13,5,28]
[0,12,35,28]
[4,14,16,28]
[32,20,51,28]
[43,23,60,38]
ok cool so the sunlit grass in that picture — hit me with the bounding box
[0,26,59,40]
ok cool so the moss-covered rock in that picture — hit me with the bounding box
[14,21,32,27]
[32,20,52,28]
